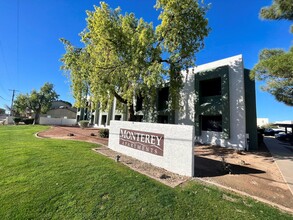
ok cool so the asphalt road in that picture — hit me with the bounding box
[264,137,293,195]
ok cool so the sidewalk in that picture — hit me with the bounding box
[264,137,293,195]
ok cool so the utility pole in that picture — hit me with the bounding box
[9,89,19,116]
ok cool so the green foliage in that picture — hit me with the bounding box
[99,128,109,138]
[86,2,163,115]
[0,126,292,219]
[260,0,293,32]
[13,83,59,124]
[0,108,5,114]
[60,1,210,119]
[155,0,210,109]
[79,120,89,129]
[252,1,293,106]
[155,0,210,66]
[22,118,34,125]
[61,2,163,118]
[13,117,21,125]
[60,39,90,108]
[251,47,293,106]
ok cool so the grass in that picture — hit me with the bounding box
[0,125,292,219]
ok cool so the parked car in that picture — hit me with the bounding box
[264,128,284,136]
[275,133,293,143]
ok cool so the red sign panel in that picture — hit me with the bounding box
[119,128,164,156]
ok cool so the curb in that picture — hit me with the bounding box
[264,138,293,197]
[193,177,293,215]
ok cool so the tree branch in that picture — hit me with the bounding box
[112,90,127,104]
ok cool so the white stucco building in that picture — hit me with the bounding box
[77,55,258,150]
[257,118,269,127]
[175,55,257,150]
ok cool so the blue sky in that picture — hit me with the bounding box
[0,0,292,122]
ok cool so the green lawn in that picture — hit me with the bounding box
[0,125,292,219]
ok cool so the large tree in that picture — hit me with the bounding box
[13,83,59,124]
[154,0,210,109]
[0,108,5,115]
[251,0,293,106]
[251,48,293,106]
[61,0,210,121]
[260,0,293,32]
[60,39,91,109]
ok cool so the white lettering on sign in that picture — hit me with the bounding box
[119,128,164,156]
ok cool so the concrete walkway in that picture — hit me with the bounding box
[264,137,293,195]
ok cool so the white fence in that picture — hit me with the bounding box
[39,117,76,126]
[2,116,14,125]
[109,121,195,176]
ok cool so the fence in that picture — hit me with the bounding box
[39,117,76,126]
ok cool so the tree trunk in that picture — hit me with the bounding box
[128,104,136,121]
[33,110,41,125]
[169,63,182,110]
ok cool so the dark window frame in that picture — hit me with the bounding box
[201,115,223,132]
[136,95,143,112]
[158,87,169,111]
[199,77,222,97]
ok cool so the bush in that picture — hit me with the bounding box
[13,117,21,125]
[22,118,34,125]
[79,120,89,129]
[258,132,264,145]
[99,129,109,138]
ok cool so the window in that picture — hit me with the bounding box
[157,115,168,124]
[114,115,121,120]
[101,115,107,126]
[200,77,221,97]
[158,87,169,110]
[136,115,143,122]
[136,95,143,111]
[201,115,222,132]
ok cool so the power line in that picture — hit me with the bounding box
[0,41,9,76]
[16,0,20,85]
[0,41,10,97]
[0,96,9,101]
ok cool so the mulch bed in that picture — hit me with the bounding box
[93,146,190,188]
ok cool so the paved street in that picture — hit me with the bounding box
[264,137,293,195]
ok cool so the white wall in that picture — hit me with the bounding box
[44,109,76,119]
[0,115,7,120]
[178,55,247,150]
[257,118,269,127]
[176,69,196,125]
[5,116,14,125]
[39,117,76,126]
[109,121,195,176]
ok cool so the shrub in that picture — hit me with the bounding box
[99,129,109,138]
[79,120,89,129]
[258,132,264,145]
[22,118,34,125]
[13,117,21,125]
